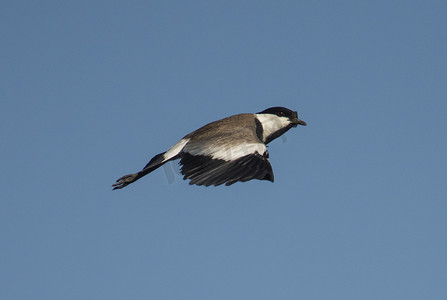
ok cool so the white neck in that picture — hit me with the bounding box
[255,114,291,142]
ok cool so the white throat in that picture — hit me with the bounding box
[255,114,291,142]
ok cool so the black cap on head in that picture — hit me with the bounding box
[258,106,307,126]
[258,106,294,116]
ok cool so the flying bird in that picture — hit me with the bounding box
[113,107,306,189]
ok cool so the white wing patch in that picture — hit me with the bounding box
[184,142,266,161]
[162,138,189,162]
[255,114,291,142]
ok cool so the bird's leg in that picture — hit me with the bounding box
[112,173,139,190]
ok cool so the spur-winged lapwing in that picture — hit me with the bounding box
[113,107,306,189]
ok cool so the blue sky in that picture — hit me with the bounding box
[1,0,446,299]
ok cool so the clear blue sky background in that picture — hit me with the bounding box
[1,1,446,299]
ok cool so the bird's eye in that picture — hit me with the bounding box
[278,112,285,116]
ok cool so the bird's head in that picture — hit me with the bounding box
[255,106,306,144]
[258,107,307,127]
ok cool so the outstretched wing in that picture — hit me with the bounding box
[179,151,274,186]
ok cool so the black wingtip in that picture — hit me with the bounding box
[264,172,274,183]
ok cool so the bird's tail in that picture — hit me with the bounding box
[112,152,166,190]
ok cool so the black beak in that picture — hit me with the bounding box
[292,117,307,127]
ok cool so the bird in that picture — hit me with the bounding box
[112,106,306,189]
